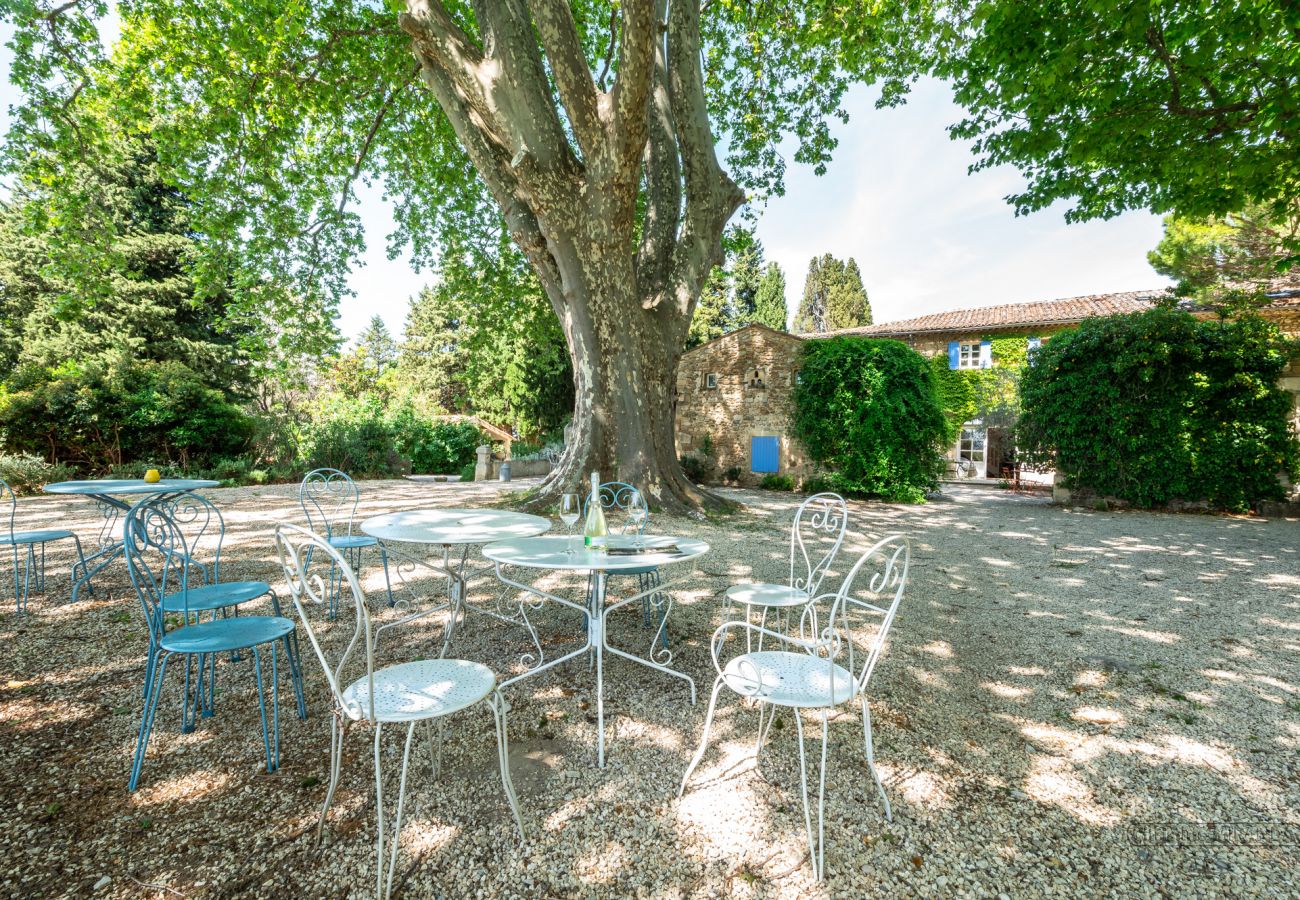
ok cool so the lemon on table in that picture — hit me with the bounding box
[144,469,161,484]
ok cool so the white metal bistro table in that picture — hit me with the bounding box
[482,534,709,767]
[359,509,550,649]
[42,479,220,602]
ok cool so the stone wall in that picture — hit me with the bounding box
[674,325,810,484]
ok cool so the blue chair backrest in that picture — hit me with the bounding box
[299,468,360,539]
[0,478,16,541]
[123,494,221,640]
[582,481,648,535]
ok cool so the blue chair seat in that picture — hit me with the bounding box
[329,534,377,550]
[616,565,659,576]
[1,528,77,545]
[160,616,296,655]
[162,581,272,614]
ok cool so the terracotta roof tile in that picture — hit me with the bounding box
[807,290,1170,338]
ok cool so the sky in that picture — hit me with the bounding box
[0,25,1170,344]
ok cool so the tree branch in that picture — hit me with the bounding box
[636,0,680,301]
[609,0,657,170]
[665,0,743,327]
[528,0,603,159]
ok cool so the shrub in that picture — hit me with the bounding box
[1017,308,1299,511]
[458,462,476,482]
[722,465,742,483]
[211,457,251,483]
[792,337,949,503]
[388,406,483,473]
[800,474,835,495]
[0,452,73,494]
[679,453,710,484]
[759,473,795,491]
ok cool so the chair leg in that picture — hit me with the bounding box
[790,710,822,881]
[181,653,198,734]
[488,691,526,842]
[251,646,276,774]
[70,535,93,599]
[755,702,779,762]
[678,675,726,797]
[424,717,445,781]
[378,545,395,608]
[283,633,308,720]
[382,722,418,900]
[373,723,386,900]
[861,696,891,822]
[130,651,171,790]
[317,714,348,845]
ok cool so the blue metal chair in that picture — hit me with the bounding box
[140,492,299,705]
[584,481,670,651]
[299,469,394,616]
[124,495,307,790]
[1,477,93,613]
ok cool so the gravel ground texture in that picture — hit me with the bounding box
[1,478,1297,898]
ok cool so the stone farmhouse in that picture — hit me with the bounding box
[674,289,1300,485]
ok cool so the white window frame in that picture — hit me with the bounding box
[703,373,718,390]
[956,342,982,369]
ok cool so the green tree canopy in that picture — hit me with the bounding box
[1148,201,1300,307]
[752,262,789,331]
[793,254,871,332]
[940,0,1300,230]
[0,0,936,509]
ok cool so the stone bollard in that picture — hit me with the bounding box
[475,445,493,482]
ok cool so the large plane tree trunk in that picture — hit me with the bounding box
[400,0,743,511]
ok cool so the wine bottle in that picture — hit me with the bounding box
[583,471,608,551]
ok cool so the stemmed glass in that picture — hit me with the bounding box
[627,490,648,550]
[559,492,580,555]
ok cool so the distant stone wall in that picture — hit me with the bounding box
[674,326,810,484]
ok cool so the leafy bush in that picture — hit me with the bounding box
[388,407,482,473]
[299,397,399,476]
[1017,308,1299,511]
[0,452,73,494]
[679,453,711,484]
[792,337,949,503]
[800,474,835,495]
[759,474,795,491]
[458,462,475,482]
[722,465,742,483]
[0,359,254,471]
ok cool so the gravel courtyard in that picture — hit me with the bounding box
[1,479,1297,898]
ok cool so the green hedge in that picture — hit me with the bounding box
[1018,308,1299,511]
[792,337,949,502]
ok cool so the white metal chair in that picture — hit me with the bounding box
[274,523,524,899]
[721,492,848,647]
[680,534,909,881]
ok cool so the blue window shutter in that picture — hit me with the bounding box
[947,341,960,369]
[979,340,992,368]
[751,436,780,474]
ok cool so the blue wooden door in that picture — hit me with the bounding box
[751,436,780,473]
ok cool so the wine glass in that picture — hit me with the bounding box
[627,490,648,550]
[559,492,580,554]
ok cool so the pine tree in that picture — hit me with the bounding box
[687,265,732,347]
[793,254,832,333]
[825,257,872,329]
[752,262,788,331]
[730,239,763,324]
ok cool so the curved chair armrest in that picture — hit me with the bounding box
[708,620,829,683]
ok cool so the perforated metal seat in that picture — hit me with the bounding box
[329,533,378,550]
[722,651,856,708]
[1,528,77,545]
[159,615,295,655]
[341,659,497,724]
[724,582,810,609]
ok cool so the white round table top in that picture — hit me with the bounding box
[360,508,551,545]
[482,534,709,571]
[44,479,220,496]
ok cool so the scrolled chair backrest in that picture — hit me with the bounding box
[123,496,213,639]
[805,534,909,705]
[299,468,361,539]
[790,492,849,596]
[274,522,375,722]
[584,481,648,535]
